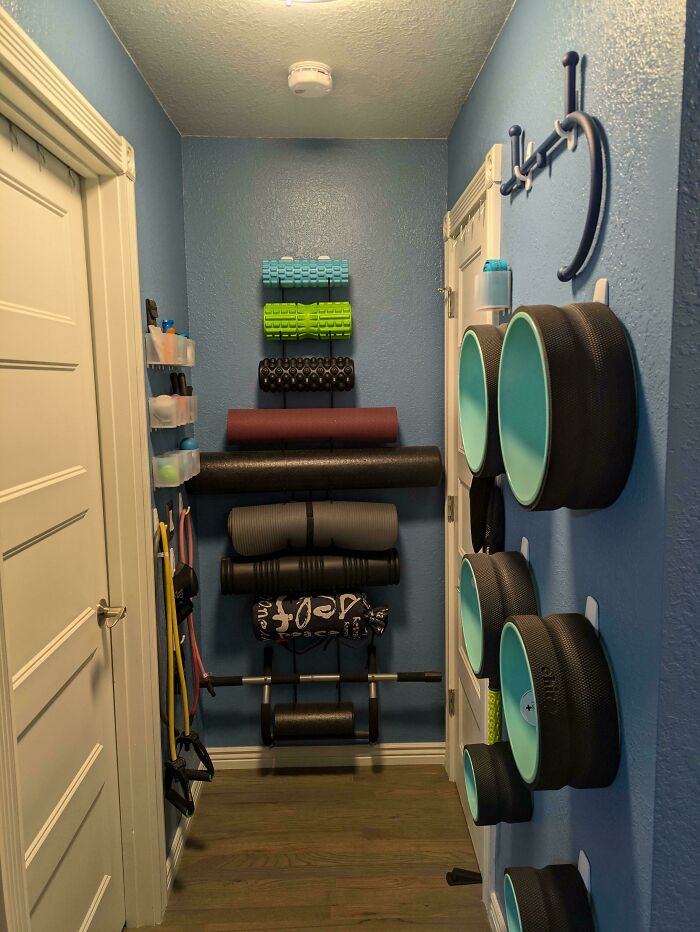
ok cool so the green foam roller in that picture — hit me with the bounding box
[264,302,352,341]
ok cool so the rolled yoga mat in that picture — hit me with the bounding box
[264,302,352,340]
[259,356,355,393]
[221,550,400,594]
[187,447,443,493]
[252,593,389,641]
[226,407,398,445]
[229,500,398,556]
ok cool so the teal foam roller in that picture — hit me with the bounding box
[262,259,349,288]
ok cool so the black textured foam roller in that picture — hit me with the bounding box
[221,550,400,594]
[259,356,355,393]
[464,743,532,826]
[188,448,443,493]
[273,702,356,739]
[504,864,595,932]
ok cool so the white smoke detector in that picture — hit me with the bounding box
[288,61,333,97]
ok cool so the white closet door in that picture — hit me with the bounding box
[444,151,502,875]
[0,120,125,931]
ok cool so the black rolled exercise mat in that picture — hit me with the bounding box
[259,356,355,393]
[188,448,443,493]
[252,593,389,641]
[221,550,400,594]
[228,500,398,556]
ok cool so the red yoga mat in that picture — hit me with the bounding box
[227,407,398,445]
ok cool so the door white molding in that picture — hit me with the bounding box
[443,143,503,926]
[0,8,166,928]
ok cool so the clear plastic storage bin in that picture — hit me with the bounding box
[474,268,511,313]
[149,395,198,429]
[145,331,196,367]
[152,449,200,488]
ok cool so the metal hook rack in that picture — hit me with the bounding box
[500,51,605,283]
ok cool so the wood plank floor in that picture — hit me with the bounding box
[142,765,490,931]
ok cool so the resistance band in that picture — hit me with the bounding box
[159,522,190,762]
[178,508,208,718]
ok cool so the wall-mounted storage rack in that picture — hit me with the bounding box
[499,51,605,282]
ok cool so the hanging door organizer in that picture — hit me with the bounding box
[146,329,196,367]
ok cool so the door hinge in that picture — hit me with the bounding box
[438,286,455,318]
[448,689,456,717]
[446,495,456,523]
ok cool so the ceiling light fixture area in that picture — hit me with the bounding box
[282,0,339,6]
[288,61,333,97]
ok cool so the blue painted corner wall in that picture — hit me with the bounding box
[651,2,700,929]
[447,1,686,930]
[0,0,190,851]
[182,138,447,748]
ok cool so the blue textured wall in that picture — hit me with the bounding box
[651,3,700,929]
[182,138,447,747]
[448,1,685,930]
[1,0,190,850]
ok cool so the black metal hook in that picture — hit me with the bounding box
[499,51,604,282]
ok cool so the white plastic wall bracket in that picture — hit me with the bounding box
[178,492,184,515]
[593,278,609,304]
[578,849,591,896]
[520,537,530,562]
[152,507,159,535]
[585,595,599,634]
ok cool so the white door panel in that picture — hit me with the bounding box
[0,120,125,931]
[445,183,502,873]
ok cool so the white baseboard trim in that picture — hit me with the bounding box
[486,889,506,932]
[208,741,447,770]
[165,779,204,891]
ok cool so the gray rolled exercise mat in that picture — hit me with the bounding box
[228,501,398,556]
[252,593,389,641]
[187,447,443,493]
[221,550,400,594]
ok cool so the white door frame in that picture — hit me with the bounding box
[443,144,506,932]
[0,9,166,928]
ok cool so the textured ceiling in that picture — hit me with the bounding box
[96,0,514,138]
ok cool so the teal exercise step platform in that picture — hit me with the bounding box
[262,258,349,288]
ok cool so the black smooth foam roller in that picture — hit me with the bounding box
[273,702,356,739]
[463,743,532,826]
[504,864,595,932]
[221,550,400,594]
[188,448,443,493]
[259,356,355,393]
[500,613,620,791]
[229,500,398,556]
